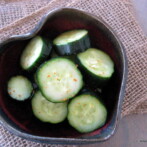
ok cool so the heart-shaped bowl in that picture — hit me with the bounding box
[0,8,127,145]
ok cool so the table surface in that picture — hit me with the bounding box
[76,114,147,147]
[131,0,147,35]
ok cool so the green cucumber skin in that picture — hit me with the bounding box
[54,35,90,56]
[36,57,83,103]
[22,38,52,72]
[76,57,111,88]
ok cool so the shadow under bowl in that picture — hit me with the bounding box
[0,8,127,145]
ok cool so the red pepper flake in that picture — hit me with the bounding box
[76,64,78,67]
[73,78,77,82]
[56,78,60,81]
[62,98,67,101]
[47,75,51,78]
[13,90,15,93]
[18,94,21,97]
[53,72,56,74]
[8,92,12,95]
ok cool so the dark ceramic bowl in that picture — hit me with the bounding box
[0,8,127,145]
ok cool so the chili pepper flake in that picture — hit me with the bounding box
[47,75,51,78]
[73,78,77,82]
[56,78,60,81]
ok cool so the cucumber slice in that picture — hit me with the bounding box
[20,36,52,71]
[77,48,114,87]
[32,91,68,123]
[36,57,83,102]
[53,30,90,55]
[7,75,33,101]
[68,94,107,133]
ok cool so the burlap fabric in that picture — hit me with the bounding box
[0,0,147,146]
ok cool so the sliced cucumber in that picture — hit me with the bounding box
[68,94,107,133]
[20,36,52,71]
[7,75,33,101]
[53,30,90,55]
[32,91,68,123]
[36,57,83,102]
[77,48,114,87]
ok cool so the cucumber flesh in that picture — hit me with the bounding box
[77,48,114,78]
[32,91,68,123]
[7,75,33,101]
[20,36,52,71]
[36,58,83,102]
[53,30,88,45]
[68,94,107,133]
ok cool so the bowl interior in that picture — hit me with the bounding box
[0,9,124,139]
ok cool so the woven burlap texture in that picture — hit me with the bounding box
[0,0,147,146]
